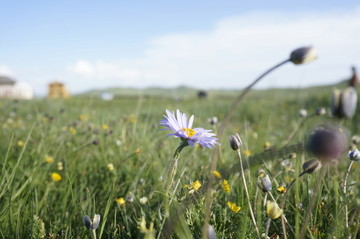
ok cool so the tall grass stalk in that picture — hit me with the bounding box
[236,149,260,238]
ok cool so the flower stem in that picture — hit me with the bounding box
[237,150,261,238]
[164,140,189,193]
[158,140,188,239]
[91,229,97,239]
[203,59,290,238]
[344,160,354,230]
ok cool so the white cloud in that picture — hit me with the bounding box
[69,7,360,91]
[0,65,14,76]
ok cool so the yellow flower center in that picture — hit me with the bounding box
[182,128,196,137]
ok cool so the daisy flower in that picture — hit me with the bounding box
[160,109,218,148]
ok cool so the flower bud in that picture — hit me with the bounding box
[207,224,216,239]
[300,159,322,176]
[290,46,317,65]
[83,214,100,230]
[256,170,272,192]
[315,107,326,116]
[208,116,218,126]
[307,126,347,162]
[229,133,242,151]
[266,201,283,220]
[348,148,360,161]
[83,215,92,230]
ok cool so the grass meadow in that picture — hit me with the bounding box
[0,86,359,238]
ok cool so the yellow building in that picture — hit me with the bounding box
[47,82,70,99]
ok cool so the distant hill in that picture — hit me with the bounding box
[77,80,354,99]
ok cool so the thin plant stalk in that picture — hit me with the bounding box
[265,217,271,238]
[158,141,188,239]
[237,149,261,238]
[299,167,326,238]
[92,230,97,239]
[164,141,188,203]
[343,160,354,230]
[202,59,291,238]
[268,191,294,237]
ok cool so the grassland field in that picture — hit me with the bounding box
[0,85,359,238]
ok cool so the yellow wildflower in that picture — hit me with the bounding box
[266,201,283,219]
[243,150,253,157]
[263,142,271,150]
[129,114,137,123]
[79,114,90,121]
[51,173,62,182]
[212,170,222,179]
[107,163,115,171]
[135,148,142,155]
[17,140,24,147]
[44,155,54,164]
[69,127,76,135]
[102,124,109,130]
[222,179,231,193]
[191,180,202,191]
[277,186,287,194]
[284,176,295,184]
[227,201,241,213]
[116,197,126,206]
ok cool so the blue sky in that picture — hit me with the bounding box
[1,1,360,95]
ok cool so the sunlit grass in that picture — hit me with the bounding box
[0,87,359,238]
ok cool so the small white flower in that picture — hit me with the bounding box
[299,109,307,117]
[140,197,148,204]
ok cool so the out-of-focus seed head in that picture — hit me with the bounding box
[301,159,322,175]
[126,195,135,203]
[208,116,218,126]
[288,153,297,159]
[281,160,293,170]
[290,46,317,65]
[307,126,348,162]
[299,109,308,117]
[229,133,242,151]
[83,214,101,230]
[348,148,360,161]
[92,139,99,145]
[352,135,360,145]
[315,107,326,116]
[256,170,272,192]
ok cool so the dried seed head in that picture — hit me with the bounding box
[229,133,242,151]
[290,46,317,65]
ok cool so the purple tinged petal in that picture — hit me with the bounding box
[188,115,194,129]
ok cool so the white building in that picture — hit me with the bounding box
[0,76,34,100]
